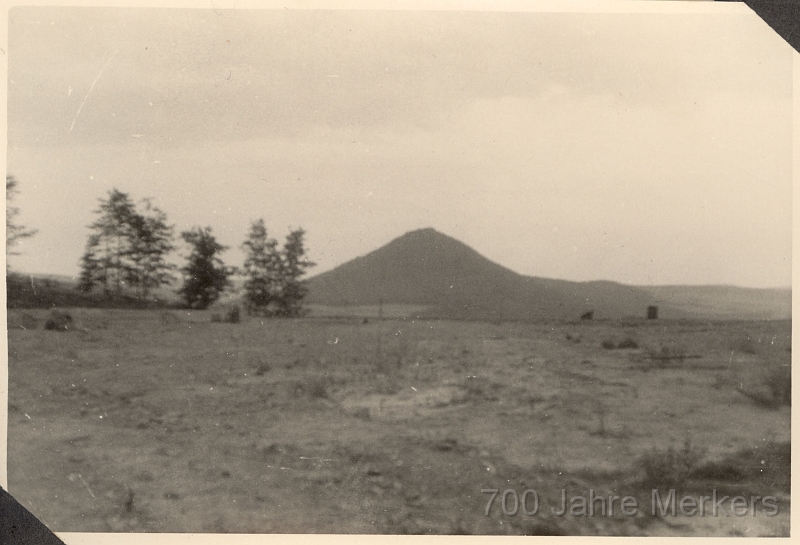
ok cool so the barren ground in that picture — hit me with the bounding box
[7,308,791,536]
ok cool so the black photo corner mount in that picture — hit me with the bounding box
[0,486,66,545]
[719,0,800,53]
[0,2,796,543]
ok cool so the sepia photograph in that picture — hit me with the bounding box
[3,0,793,538]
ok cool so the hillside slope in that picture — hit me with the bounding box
[307,228,681,320]
[306,228,791,322]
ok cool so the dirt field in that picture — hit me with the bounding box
[6,308,791,536]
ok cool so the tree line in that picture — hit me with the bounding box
[6,181,316,315]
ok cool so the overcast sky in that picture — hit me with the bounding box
[5,4,793,288]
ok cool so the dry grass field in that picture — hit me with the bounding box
[7,308,791,536]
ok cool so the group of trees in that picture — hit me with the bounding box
[78,190,175,299]
[6,181,316,315]
[74,188,315,315]
[241,219,314,317]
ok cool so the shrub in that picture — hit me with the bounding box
[212,306,241,324]
[646,345,670,359]
[711,373,731,390]
[764,365,792,407]
[600,339,616,350]
[690,461,744,483]
[733,336,757,355]
[737,365,791,409]
[643,344,691,366]
[226,305,241,324]
[617,337,639,349]
[293,376,329,399]
[463,377,500,401]
[307,377,328,399]
[638,438,706,487]
[44,310,72,331]
[693,440,790,492]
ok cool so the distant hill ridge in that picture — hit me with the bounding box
[305,228,791,321]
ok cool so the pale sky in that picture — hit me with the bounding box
[5,4,793,288]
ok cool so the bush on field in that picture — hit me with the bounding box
[737,364,791,409]
[732,335,757,355]
[638,438,706,487]
[600,337,639,350]
[617,337,638,349]
[292,376,328,399]
[210,305,241,324]
[642,344,692,368]
[226,305,240,323]
[44,310,73,331]
[691,440,790,492]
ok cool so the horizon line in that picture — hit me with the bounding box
[9,269,792,293]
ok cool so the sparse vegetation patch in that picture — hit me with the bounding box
[638,438,706,488]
